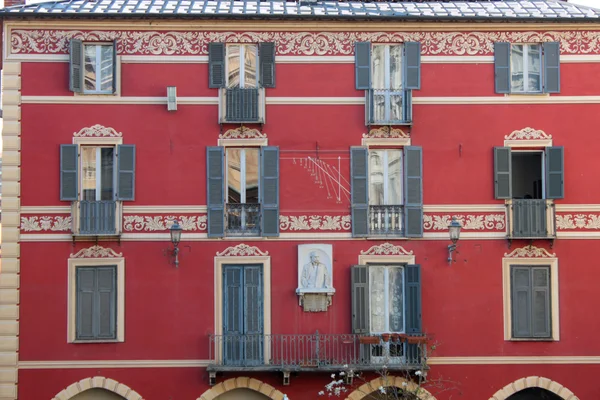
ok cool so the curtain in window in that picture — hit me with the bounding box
[370,266,386,333]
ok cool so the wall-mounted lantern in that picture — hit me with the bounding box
[169,222,183,267]
[447,217,461,265]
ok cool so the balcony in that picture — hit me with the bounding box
[369,205,403,236]
[366,89,412,125]
[208,332,427,373]
[219,87,265,123]
[508,199,555,239]
[72,200,120,236]
[226,203,261,236]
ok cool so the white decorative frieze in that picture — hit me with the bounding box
[219,126,267,140]
[70,245,123,258]
[280,215,351,231]
[216,244,269,257]
[73,124,123,137]
[363,127,409,139]
[20,216,72,232]
[504,245,556,258]
[556,214,600,230]
[504,127,553,147]
[123,215,206,232]
[423,214,505,231]
[360,243,414,256]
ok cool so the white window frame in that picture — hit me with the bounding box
[79,145,117,202]
[226,44,259,89]
[368,149,403,206]
[511,43,542,94]
[83,43,115,95]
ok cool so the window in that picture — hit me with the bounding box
[227,44,258,89]
[351,146,422,238]
[494,147,563,238]
[369,265,404,333]
[69,40,117,94]
[207,146,279,238]
[494,42,560,94]
[355,42,421,125]
[60,143,136,235]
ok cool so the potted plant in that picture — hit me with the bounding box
[381,333,392,342]
[407,335,428,345]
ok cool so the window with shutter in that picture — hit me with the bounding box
[76,266,117,341]
[510,266,551,339]
[69,41,117,94]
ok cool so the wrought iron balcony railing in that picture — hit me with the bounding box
[76,200,118,235]
[508,199,554,238]
[208,332,427,372]
[369,205,404,236]
[226,203,261,236]
[219,87,265,123]
[366,89,412,125]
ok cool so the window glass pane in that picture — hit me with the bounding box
[84,45,97,91]
[527,44,541,92]
[388,267,404,332]
[244,45,258,88]
[387,150,403,204]
[511,44,524,92]
[227,45,241,88]
[100,148,114,201]
[245,148,259,203]
[390,45,403,90]
[99,45,114,92]
[81,147,97,201]
[371,45,385,90]
[389,94,403,122]
[369,266,386,333]
[369,150,384,206]
[227,148,242,203]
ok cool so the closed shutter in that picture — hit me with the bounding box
[60,144,79,201]
[494,42,511,94]
[351,147,368,237]
[223,266,243,365]
[76,268,96,339]
[96,267,117,339]
[259,42,276,88]
[116,144,135,201]
[243,265,263,364]
[532,267,551,338]
[260,146,279,237]
[404,146,423,237]
[546,146,564,199]
[511,266,532,338]
[209,43,226,88]
[76,266,117,340]
[69,39,84,93]
[403,42,421,90]
[494,147,512,199]
[355,42,371,90]
[112,39,118,94]
[207,147,225,237]
[405,264,422,334]
[543,42,560,94]
[351,265,370,334]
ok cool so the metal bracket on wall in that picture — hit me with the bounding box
[209,371,217,386]
[282,371,291,386]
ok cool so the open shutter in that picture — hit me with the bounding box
[223,266,243,364]
[546,146,564,199]
[404,42,421,90]
[207,147,225,237]
[404,146,423,238]
[76,268,95,339]
[96,267,117,339]
[209,43,226,88]
[351,147,368,237]
[117,144,135,201]
[112,40,118,94]
[261,146,279,237]
[60,144,79,201]
[351,265,369,333]
[405,264,422,334]
[511,266,532,338]
[543,42,560,94]
[494,147,512,199]
[532,267,551,338]
[243,266,264,364]
[494,42,511,94]
[259,42,276,88]
[69,39,84,93]
[355,42,371,90]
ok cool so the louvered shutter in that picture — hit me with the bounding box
[351,147,368,237]
[494,147,512,199]
[543,42,560,94]
[69,39,84,93]
[117,144,135,201]
[261,146,279,237]
[209,43,226,88]
[355,42,371,90]
[76,268,95,339]
[532,267,551,338]
[405,264,422,334]
[494,42,511,94]
[546,146,564,199]
[223,266,243,365]
[404,42,421,90]
[511,266,532,338]
[96,267,117,339]
[351,265,369,333]
[404,146,423,238]
[259,42,276,88]
[112,40,118,94]
[207,147,225,237]
[243,266,263,365]
[60,144,79,201]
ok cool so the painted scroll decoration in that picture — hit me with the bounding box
[73,124,123,137]
[296,244,335,312]
[504,245,556,258]
[216,243,269,257]
[70,245,123,258]
[219,126,267,140]
[363,127,410,139]
[360,243,414,256]
[21,216,72,232]
[123,215,206,232]
[504,127,552,141]
[423,214,506,231]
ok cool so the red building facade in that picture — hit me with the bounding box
[2,1,600,399]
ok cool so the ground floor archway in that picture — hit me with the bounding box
[345,376,436,400]
[506,388,564,400]
[52,377,144,400]
[197,377,287,400]
[489,377,578,400]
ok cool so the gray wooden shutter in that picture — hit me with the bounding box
[405,264,422,334]
[60,144,79,201]
[351,265,370,334]
[511,266,532,338]
[404,42,421,90]
[355,42,371,90]
[543,42,560,94]
[546,146,564,199]
[261,146,279,237]
[117,144,135,201]
[494,42,511,94]
[223,266,243,364]
[404,146,423,238]
[96,267,117,339]
[243,265,263,364]
[207,147,225,237]
[76,267,96,339]
[532,267,551,338]
[209,43,226,88]
[69,39,84,93]
[494,147,512,199]
[351,147,368,237]
[259,42,276,88]
[112,39,118,94]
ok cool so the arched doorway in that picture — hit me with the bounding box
[69,388,126,400]
[214,388,272,400]
[362,387,420,399]
[345,376,436,400]
[489,377,578,400]
[506,388,563,400]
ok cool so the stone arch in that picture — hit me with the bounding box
[489,376,579,400]
[346,376,437,400]
[52,376,144,400]
[198,377,287,400]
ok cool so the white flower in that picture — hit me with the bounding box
[331,373,336,378]
[283,396,289,400]
[379,386,386,394]
[415,370,422,376]
[402,382,408,387]
[339,371,346,376]
[319,391,325,396]
[343,364,348,368]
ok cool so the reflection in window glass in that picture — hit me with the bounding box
[81,146,115,201]
[511,44,541,93]
[369,150,403,205]
[244,46,258,88]
[370,265,404,333]
[371,45,403,122]
[227,44,258,88]
[227,148,260,204]
[227,44,241,88]
[83,44,114,93]
[84,46,98,92]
